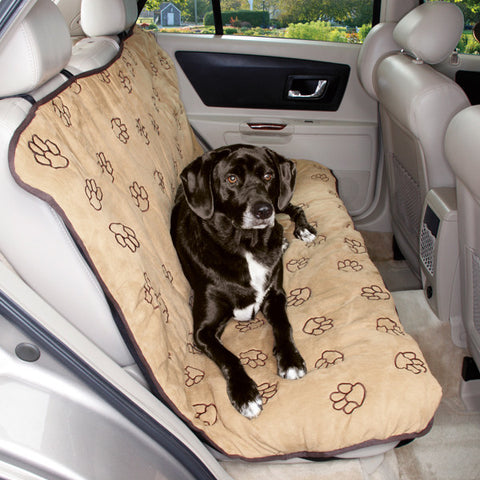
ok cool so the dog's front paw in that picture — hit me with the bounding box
[276,348,307,380]
[294,224,317,243]
[282,237,290,253]
[228,375,263,419]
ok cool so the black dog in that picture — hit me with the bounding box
[171,144,316,418]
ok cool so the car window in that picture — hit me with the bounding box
[426,0,480,55]
[139,0,376,44]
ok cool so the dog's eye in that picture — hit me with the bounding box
[264,173,273,182]
[226,174,238,185]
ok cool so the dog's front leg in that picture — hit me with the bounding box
[192,296,263,419]
[262,287,306,380]
[283,203,317,243]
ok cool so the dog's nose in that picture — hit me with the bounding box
[253,202,273,220]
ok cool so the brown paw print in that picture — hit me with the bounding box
[162,264,173,283]
[287,287,311,307]
[303,316,334,336]
[185,366,205,387]
[239,349,267,369]
[235,317,265,333]
[150,61,159,76]
[28,135,69,169]
[345,237,367,254]
[111,117,129,144]
[51,97,71,127]
[143,273,161,310]
[187,333,202,355]
[258,382,278,406]
[193,403,217,426]
[153,170,166,193]
[330,382,366,414]
[136,118,150,145]
[376,317,404,336]
[158,55,172,70]
[395,352,427,374]
[149,114,160,136]
[96,152,114,182]
[338,259,363,272]
[361,285,391,301]
[306,233,327,249]
[311,172,329,182]
[286,257,310,273]
[315,350,344,369]
[84,178,103,211]
[99,71,111,84]
[69,80,82,95]
[129,181,149,212]
[109,223,139,252]
[118,70,132,93]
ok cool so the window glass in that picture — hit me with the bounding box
[138,0,375,44]
[428,0,480,55]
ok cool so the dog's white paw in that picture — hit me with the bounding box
[297,227,316,243]
[282,237,290,253]
[239,397,263,419]
[279,366,307,380]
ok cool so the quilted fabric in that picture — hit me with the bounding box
[10,28,442,459]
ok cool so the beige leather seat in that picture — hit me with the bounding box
[0,0,140,374]
[445,105,480,370]
[359,2,470,276]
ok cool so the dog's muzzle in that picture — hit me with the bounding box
[242,201,275,229]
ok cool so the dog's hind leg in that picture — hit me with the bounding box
[283,203,317,243]
[192,297,263,419]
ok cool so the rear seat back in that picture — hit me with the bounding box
[0,0,139,368]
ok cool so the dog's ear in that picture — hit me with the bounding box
[266,148,296,211]
[180,153,215,220]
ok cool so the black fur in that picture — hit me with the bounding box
[171,144,316,418]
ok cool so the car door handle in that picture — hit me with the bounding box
[287,79,328,99]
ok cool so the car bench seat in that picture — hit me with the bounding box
[2,0,442,460]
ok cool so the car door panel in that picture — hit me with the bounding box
[157,34,379,217]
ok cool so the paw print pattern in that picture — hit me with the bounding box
[84,179,103,211]
[154,170,166,193]
[28,135,69,169]
[51,97,72,127]
[338,259,363,272]
[187,333,202,355]
[235,317,265,333]
[143,273,160,309]
[109,223,140,252]
[286,257,310,272]
[315,350,344,369]
[287,287,311,307]
[193,403,217,426]
[376,317,404,336]
[149,114,160,136]
[150,62,159,76]
[258,382,278,406]
[345,237,367,254]
[129,181,149,212]
[330,382,366,414]
[162,264,173,283]
[305,233,327,249]
[185,366,205,387]
[99,71,111,84]
[361,285,391,301]
[136,118,150,146]
[395,352,427,374]
[303,316,334,336]
[69,80,82,95]
[118,70,132,93]
[311,172,330,182]
[97,152,114,182]
[239,349,267,369]
[111,118,129,144]
[158,54,172,70]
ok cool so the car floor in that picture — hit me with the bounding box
[219,232,480,480]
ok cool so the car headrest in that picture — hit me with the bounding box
[445,106,480,201]
[81,0,138,37]
[393,1,463,65]
[357,22,400,100]
[0,0,71,98]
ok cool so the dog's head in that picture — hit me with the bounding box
[180,144,296,229]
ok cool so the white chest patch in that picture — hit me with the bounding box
[233,252,269,321]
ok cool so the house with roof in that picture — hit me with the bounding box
[154,3,181,27]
